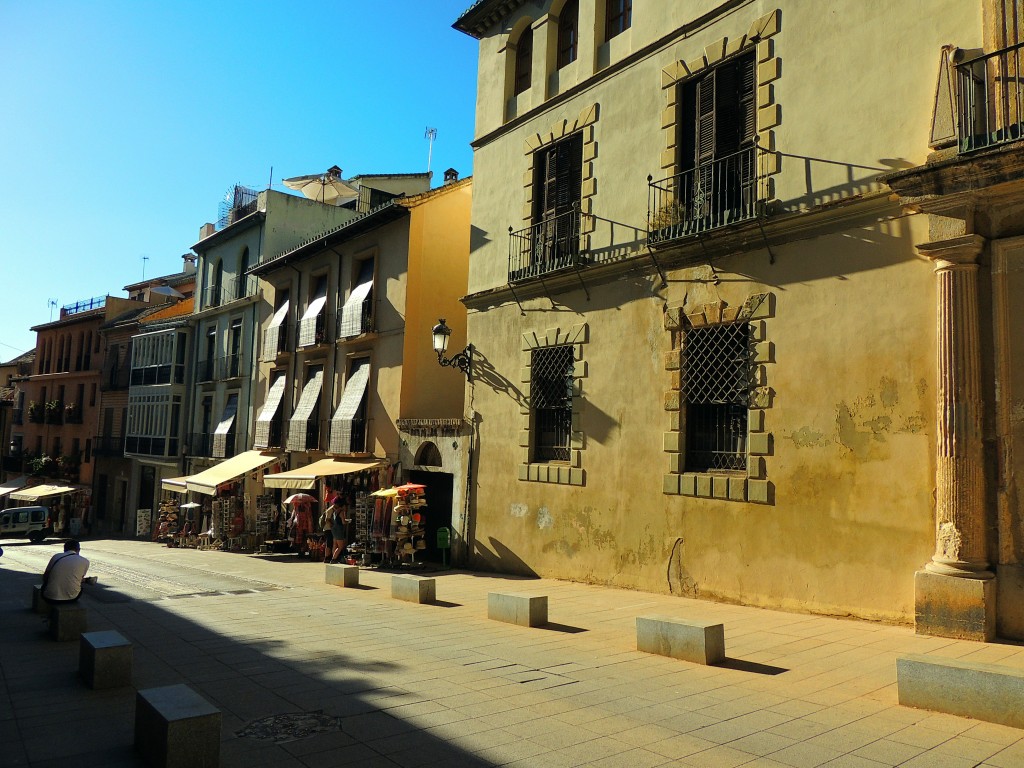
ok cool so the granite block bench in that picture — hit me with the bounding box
[392,574,436,604]
[49,604,87,642]
[80,630,132,689]
[636,615,726,665]
[896,654,1024,729]
[31,584,49,615]
[325,563,359,587]
[487,592,547,627]
[135,683,221,768]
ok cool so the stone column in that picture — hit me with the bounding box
[915,234,996,641]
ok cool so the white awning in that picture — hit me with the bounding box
[298,295,327,346]
[262,300,290,362]
[161,476,190,493]
[10,484,80,502]
[185,450,279,496]
[339,279,372,338]
[254,376,288,449]
[0,475,28,498]
[329,363,370,454]
[286,370,323,451]
[263,458,383,490]
[212,394,239,458]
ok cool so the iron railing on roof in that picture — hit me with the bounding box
[61,296,106,317]
[957,41,1024,152]
[217,185,260,230]
[648,145,766,246]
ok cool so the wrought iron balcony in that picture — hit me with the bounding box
[262,321,292,361]
[648,145,764,246]
[64,404,83,424]
[958,41,1024,152]
[508,207,582,282]
[95,434,127,456]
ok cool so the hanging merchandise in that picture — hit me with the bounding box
[390,483,427,565]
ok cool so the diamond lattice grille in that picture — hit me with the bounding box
[531,346,574,409]
[682,322,753,405]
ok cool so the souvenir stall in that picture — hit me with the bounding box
[352,482,427,566]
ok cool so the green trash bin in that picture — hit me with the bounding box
[437,526,451,568]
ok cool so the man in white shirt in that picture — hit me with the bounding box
[42,540,90,604]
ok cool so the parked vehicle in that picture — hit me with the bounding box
[0,506,53,542]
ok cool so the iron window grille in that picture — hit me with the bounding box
[682,322,754,472]
[531,345,574,462]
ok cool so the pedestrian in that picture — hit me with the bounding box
[41,540,91,605]
[319,500,336,561]
[329,499,349,564]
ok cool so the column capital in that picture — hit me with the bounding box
[917,234,986,269]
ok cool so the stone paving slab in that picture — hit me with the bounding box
[2,541,1024,767]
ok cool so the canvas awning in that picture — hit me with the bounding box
[263,459,382,490]
[0,475,28,498]
[185,450,279,496]
[254,376,288,449]
[329,362,370,454]
[10,484,80,502]
[160,476,190,493]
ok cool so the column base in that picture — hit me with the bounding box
[915,569,996,641]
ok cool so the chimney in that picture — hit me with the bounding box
[199,222,216,240]
[182,253,197,274]
[443,168,459,184]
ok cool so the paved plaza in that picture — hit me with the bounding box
[2,540,1024,767]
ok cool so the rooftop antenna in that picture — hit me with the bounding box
[142,255,150,280]
[425,127,437,174]
[268,165,273,190]
[47,298,58,321]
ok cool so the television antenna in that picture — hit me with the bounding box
[425,127,437,174]
[142,255,150,280]
[47,298,58,321]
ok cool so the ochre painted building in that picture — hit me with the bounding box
[454,0,1023,640]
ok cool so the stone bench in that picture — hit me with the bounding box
[135,684,221,768]
[80,630,133,689]
[896,654,1024,729]
[487,592,547,627]
[31,584,49,615]
[49,604,87,642]
[392,575,436,604]
[325,563,359,588]
[636,615,725,665]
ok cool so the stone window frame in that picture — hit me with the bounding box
[523,104,600,248]
[518,322,588,486]
[658,9,782,201]
[663,295,774,503]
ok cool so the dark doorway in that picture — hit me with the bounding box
[407,470,453,563]
[138,466,155,521]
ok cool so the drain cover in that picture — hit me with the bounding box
[236,710,342,743]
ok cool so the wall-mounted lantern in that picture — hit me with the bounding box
[431,319,472,380]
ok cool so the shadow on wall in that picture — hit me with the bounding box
[773,153,906,215]
[472,536,540,577]
[471,346,528,410]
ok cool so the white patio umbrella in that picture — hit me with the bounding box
[282,165,358,205]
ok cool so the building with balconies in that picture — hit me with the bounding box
[453,1,1019,640]
[249,173,471,556]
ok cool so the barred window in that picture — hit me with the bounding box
[682,322,753,471]
[531,345,574,462]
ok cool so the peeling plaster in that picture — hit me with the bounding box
[880,377,900,408]
[837,401,878,460]
[536,507,553,529]
[509,503,529,518]
[789,426,827,448]
[864,415,892,436]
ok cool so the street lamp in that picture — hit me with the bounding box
[431,319,472,379]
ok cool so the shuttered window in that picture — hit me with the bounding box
[514,26,533,96]
[680,52,756,170]
[531,132,583,269]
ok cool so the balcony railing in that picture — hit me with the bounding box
[508,207,582,282]
[130,364,180,386]
[648,145,765,246]
[197,358,216,383]
[61,296,106,317]
[262,321,292,361]
[223,352,243,379]
[27,405,43,423]
[94,434,127,456]
[204,276,257,308]
[957,41,1024,152]
[64,404,82,424]
[44,403,63,425]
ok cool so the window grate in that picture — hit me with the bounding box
[682,322,753,406]
[531,345,574,462]
[682,322,753,472]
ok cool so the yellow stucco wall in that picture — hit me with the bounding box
[462,1,980,622]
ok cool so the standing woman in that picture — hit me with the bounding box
[330,499,348,564]
[319,499,336,561]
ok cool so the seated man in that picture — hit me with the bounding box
[42,540,90,605]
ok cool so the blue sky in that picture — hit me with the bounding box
[0,0,478,358]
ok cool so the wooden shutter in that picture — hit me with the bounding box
[695,73,716,165]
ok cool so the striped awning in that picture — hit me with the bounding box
[263,458,382,490]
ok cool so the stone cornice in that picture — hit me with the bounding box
[883,141,1024,204]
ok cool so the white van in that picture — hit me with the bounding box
[0,506,53,542]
